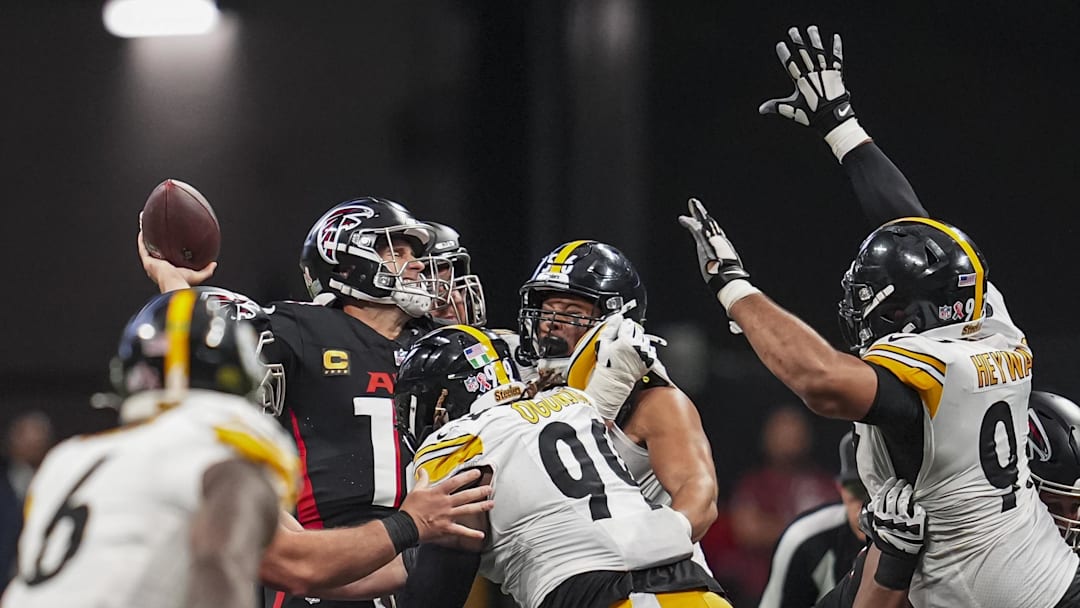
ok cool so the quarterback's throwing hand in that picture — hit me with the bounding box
[138,222,216,293]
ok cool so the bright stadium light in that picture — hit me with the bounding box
[103,0,220,39]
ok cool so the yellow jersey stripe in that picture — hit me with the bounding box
[449,324,510,385]
[549,240,590,272]
[609,590,733,608]
[866,343,947,375]
[865,354,945,418]
[887,217,984,321]
[214,425,300,509]
[417,435,485,483]
[164,289,197,394]
[414,433,477,462]
[567,324,602,390]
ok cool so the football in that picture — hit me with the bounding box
[140,179,221,270]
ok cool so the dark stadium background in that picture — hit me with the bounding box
[2,0,1078,500]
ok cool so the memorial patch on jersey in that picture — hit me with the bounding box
[863,343,945,418]
[322,349,350,376]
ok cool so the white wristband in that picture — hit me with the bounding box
[824,118,871,163]
[717,279,761,312]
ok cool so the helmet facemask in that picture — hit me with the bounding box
[428,250,488,327]
[517,241,646,373]
[1027,398,1080,553]
[323,226,442,317]
[300,199,439,316]
[1033,475,1080,552]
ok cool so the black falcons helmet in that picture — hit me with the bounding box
[518,240,646,361]
[838,217,989,353]
[1028,390,1080,551]
[394,325,522,449]
[426,221,487,327]
[299,197,438,316]
[110,288,264,409]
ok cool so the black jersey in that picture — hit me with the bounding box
[760,502,864,608]
[255,301,431,529]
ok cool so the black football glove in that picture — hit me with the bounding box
[759,25,855,136]
[865,477,926,590]
[678,198,750,296]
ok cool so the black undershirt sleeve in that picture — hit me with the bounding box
[860,364,923,430]
[396,544,481,608]
[859,364,926,484]
[841,142,929,225]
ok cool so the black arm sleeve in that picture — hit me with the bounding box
[860,364,923,430]
[859,364,926,484]
[396,544,481,608]
[841,142,929,225]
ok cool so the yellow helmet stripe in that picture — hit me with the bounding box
[447,324,510,385]
[164,289,198,394]
[549,239,590,273]
[886,217,985,321]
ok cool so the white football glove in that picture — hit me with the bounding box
[865,476,926,589]
[567,313,656,420]
[869,477,926,555]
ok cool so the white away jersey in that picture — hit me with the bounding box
[2,391,300,608]
[856,283,1077,608]
[413,386,694,608]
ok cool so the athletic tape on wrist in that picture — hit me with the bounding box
[717,279,761,312]
[824,118,870,163]
[382,510,420,554]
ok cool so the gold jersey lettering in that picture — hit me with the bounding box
[510,390,587,424]
[972,348,1032,389]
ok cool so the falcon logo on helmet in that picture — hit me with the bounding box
[300,197,441,317]
[315,204,376,265]
[1027,391,1080,552]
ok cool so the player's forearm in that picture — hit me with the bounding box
[189,460,278,608]
[187,555,261,608]
[307,556,408,600]
[670,478,719,542]
[259,520,399,595]
[853,547,912,608]
[727,293,876,420]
